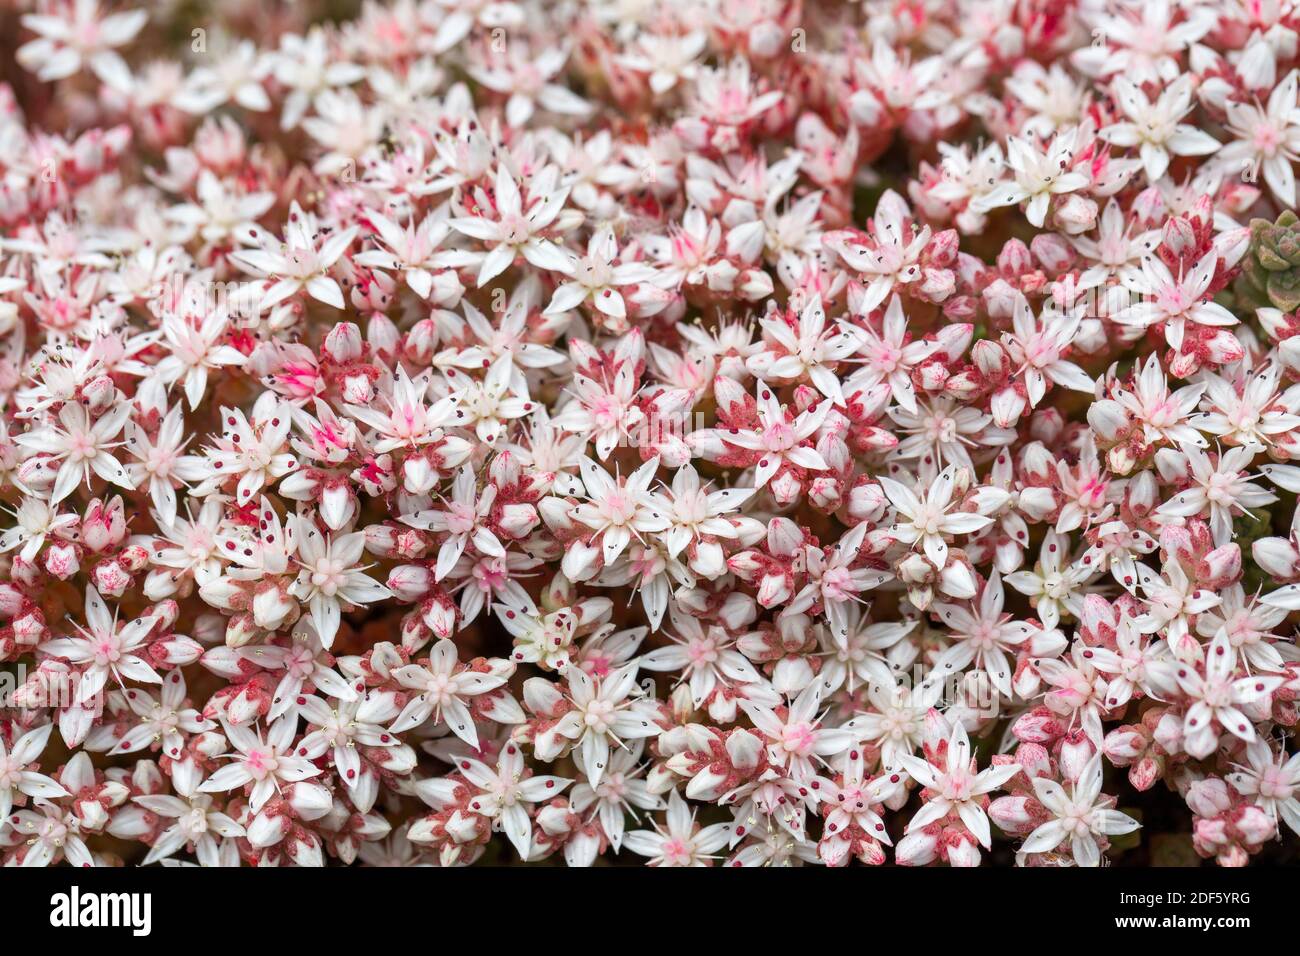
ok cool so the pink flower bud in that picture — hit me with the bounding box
[82,497,126,552]
[895,829,939,866]
[388,565,434,602]
[324,322,363,362]
[91,559,132,596]
[45,542,80,579]
[498,502,540,539]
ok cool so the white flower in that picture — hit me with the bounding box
[879,466,999,570]
[134,758,246,865]
[622,789,731,866]
[390,639,516,746]
[896,722,1022,849]
[17,0,146,90]
[0,724,67,824]
[41,586,162,704]
[287,516,391,647]
[1019,755,1140,866]
[14,401,135,504]
[525,662,661,788]
[198,716,322,814]
[974,133,1090,227]
[569,456,670,569]
[229,201,357,309]
[1100,76,1220,182]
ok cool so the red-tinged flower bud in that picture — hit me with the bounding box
[896,552,932,585]
[45,542,80,580]
[737,268,774,301]
[767,517,803,556]
[422,598,458,640]
[82,497,126,552]
[186,731,222,759]
[560,540,601,582]
[83,376,117,413]
[808,475,842,511]
[927,229,960,267]
[341,371,374,405]
[945,834,981,867]
[1152,711,1184,754]
[818,834,851,868]
[704,259,738,292]
[288,781,334,820]
[1013,661,1042,700]
[1200,544,1242,587]
[75,799,110,832]
[939,559,977,600]
[1027,409,1063,443]
[1186,777,1233,817]
[666,683,697,726]
[142,568,180,601]
[988,795,1036,831]
[1052,194,1097,233]
[1129,756,1162,791]
[915,360,949,392]
[1203,328,1245,364]
[537,496,576,533]
[388,564,434,601]
[365,311,400,356]
[402,455,437,495]
[1031,234,1075,274]
[1162,216,1196,258]
[918,267,955,302]
[229,680,271,725]
[252,583,296,631]
[224,612,259,649]
[990,386,1025,428]
[1086,398,1127,442]
[246,809,291,849]
[757,572,791,607]
[15,458,53,496]
[717,592,757,630]
[319,481,356,531]
[403,319,439,365]
[846,478,887,523]
[118,544,150,572]
[941,294,978,320]
[1019,442,1056,481]
[155,633,203,666]
[895,829,939,866]
[1235,805,1277,846]
[689,540,727,579]
[324,321,363,363]
[726,550,762,581]
[981,277,1018,318]
[0,583,27,617]
[1012,707,1065,743]
[1103,726,1146,762]
[791,383,822,414]
[1058,733,1095,782]
[712,374,750,419]
[1253,536,1300,579]
[972,338,1008,378]
[91,559,132,596]
[12,609,44,645]
[997,238,1033,277]
[498,502,540,539]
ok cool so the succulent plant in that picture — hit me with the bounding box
[1237,210,1300,313]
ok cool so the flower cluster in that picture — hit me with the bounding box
[1,0,1299,869]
